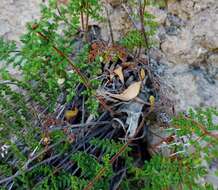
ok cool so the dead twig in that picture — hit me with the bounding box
[83,108,151,190]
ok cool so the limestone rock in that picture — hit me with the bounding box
[161,29,196,65]
[107,0,123,7]
[145,6,167,25]
[161,0,218,65]
[191,7,218,51]
[167,0,218,20]
[0,0,41,43]
[163,64,202,111]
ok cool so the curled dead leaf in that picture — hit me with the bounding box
[114,66,124,83]
[106,81,141,101]
[122,62,136,69]
[65,107,79,120]
[149,95,155,111]
[139,68,146,80]
[43,137,50,145]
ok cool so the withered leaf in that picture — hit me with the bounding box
[122,62,136,69]
[107,81,141,101]
[140,68,146,80]
[43,137,50,145]
[65,108,79,120]
[114,66,124,83]
[149,95,155,111]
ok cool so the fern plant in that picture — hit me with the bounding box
[116,108,218,190]
[73,108,218,190]
[1,0,102,113]
[1,108,218,189]
[0,138,129,190]
[1,0,217,190]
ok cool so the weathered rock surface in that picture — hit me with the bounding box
[147,0,218,112]
[161,0,218,66]
[100,0,218,112]
[102,3,132,42]
[108,0,124,7]
[0,0,41,43]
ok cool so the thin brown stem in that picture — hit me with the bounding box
[85,12,89,41]
[184,116,218,140]
[83,109,151,190]
[139,0,149,50]
[81,11,85,31]
[36,31,91,89]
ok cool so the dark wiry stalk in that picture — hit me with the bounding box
[83,108,151,190]
[138,0,149,50]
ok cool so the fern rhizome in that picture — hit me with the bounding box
[0,0,218,190]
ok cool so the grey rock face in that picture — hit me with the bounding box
[148,0,218,112]
[107,0,124,7]
[0,0,41,42]
[161,3,218,65]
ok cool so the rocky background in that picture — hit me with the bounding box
[156,0,218,112]
[0,0,218,187]
[0,0,41,43]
